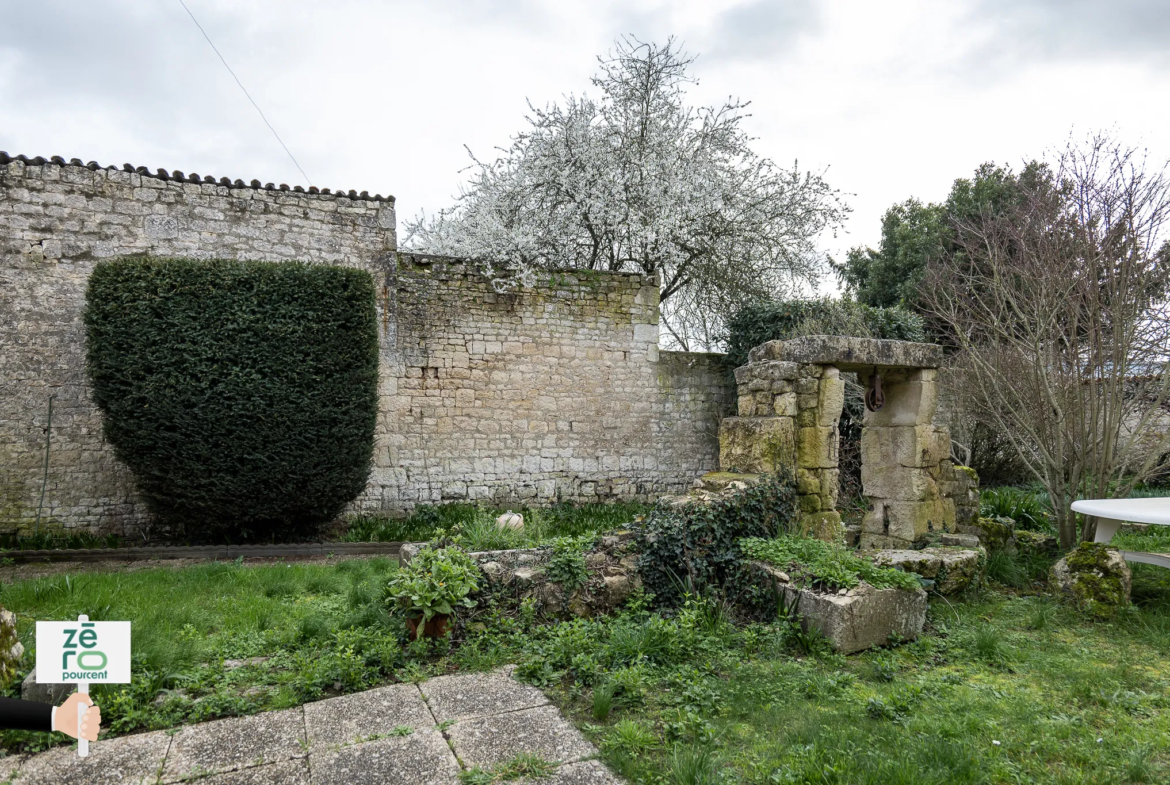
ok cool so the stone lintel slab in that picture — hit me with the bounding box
[733,360,800,386]
[747,336,942,370]
[304,683,433,748]
[754,563,926,653]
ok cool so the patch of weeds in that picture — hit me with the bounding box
[800,671,856,699]
[459,767,496,785]
[742,535,921,591]
[495,753,556,781]
[1125,742,1155,783]
[970,625,1012,667]
[666,745,719,785]
[602,719,658,755]
[592,681,616,721]
[1027,599,1056,630]
[545,536,592,594]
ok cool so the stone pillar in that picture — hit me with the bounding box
[718,358,844,541]
[859,368,956,549]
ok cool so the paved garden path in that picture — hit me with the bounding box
[0,667,622,784]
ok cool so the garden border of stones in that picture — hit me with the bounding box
[0,541,402,564]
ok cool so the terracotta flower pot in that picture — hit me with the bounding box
[406,613,452,641]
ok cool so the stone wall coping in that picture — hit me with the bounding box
[0,151,394,203]
[746,335,942,370]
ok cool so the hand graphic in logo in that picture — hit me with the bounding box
[53,693,100,742]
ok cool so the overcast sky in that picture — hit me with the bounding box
[2,0,1168,291]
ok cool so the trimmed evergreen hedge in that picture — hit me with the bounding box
[85,257,379,542]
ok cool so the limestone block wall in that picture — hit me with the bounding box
[719,359,844,538]
[368,255,732,511]
[0,155,733,534]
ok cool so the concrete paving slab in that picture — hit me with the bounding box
[163,707,306,781]
[422,670,549,723]
[181,758,310,784]
[522,760,624,785]
[446,704,596,769]
[304,683,432,749]
[12,730,170,785]
[308,730,460,785]
[0,755,23,782]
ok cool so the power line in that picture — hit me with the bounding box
[176,0,313,186]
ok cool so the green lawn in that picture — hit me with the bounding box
[1,552,1168,782]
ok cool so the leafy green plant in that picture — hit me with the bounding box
[495,753,556,781]
[592,681,616,721]
[603,720,658,755]
[636,471,798,611]
[980,487,1052,532]
[545,536,592,593]
[741,535,922,591]
[384,546,480,622]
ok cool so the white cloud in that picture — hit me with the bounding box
[2,0,1166,296]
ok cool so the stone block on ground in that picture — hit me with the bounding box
[975,516,1015,551]
[162,707,306,781]
[867,547,985,594]
[754,563,927,654]
[1014,529,1058,557]
[421,669,549,723]
[719,417,795,474]
[938,533,981,548]
[693,472,761,493]
[1051,543,1132,619]
[307,730,460,785]
[21,668,74,705]
[445,704,597,769]
[304,683,432,748]
[861,498,955,546]
[13,729,171,785]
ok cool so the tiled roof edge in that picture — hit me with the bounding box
[0,152,395,204]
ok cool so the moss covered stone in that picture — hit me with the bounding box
[976,516,1015,552]
[1050,543,1132,619]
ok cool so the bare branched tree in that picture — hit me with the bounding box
[403,36,849,350]
[924,133,1170,548]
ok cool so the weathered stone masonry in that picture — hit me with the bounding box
[0,156,732,533]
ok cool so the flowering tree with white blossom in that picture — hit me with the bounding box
[403,36,849,350]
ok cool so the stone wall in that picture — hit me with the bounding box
[367,254,731,511]
[0,155,732,533]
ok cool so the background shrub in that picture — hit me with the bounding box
[636,471,798,614]
[85,257,379,542]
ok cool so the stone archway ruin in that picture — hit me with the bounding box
[718,336,977,548]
